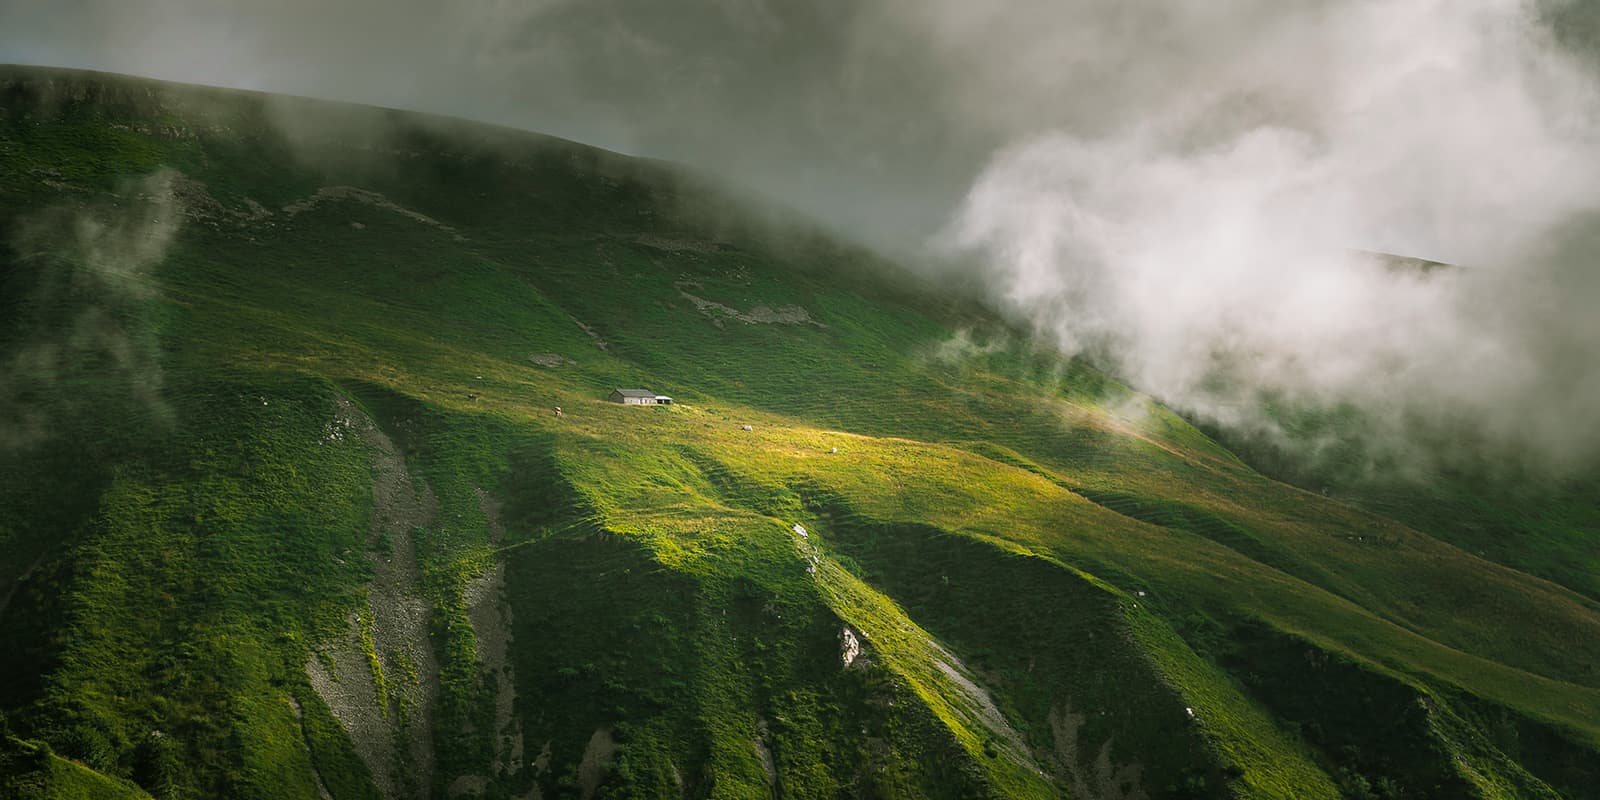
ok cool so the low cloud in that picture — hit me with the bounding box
[6,0,1600,472]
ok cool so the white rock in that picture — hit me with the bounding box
[839,628,862,668]
[793,524,807,538]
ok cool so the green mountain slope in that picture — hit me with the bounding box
[1,65,1598,800]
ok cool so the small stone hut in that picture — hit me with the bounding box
[608,388,673,405]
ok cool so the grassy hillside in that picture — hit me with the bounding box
[1,65,1598,800]
[1195,413,1600,607]
[2,734,156,800]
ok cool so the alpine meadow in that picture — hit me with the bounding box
[2,52,1600,800]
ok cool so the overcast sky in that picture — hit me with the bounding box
[6,0,1600,473]
[4,1,1594,255]
[0,0,999,245]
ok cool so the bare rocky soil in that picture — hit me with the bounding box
[577,728,618,800]
[455,488,524,794]
[283,186,463,240]
[1049,702,1146,800]
[675,281,821,328]
[307,397,441,799]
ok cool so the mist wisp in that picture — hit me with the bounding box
[0,170,180,451]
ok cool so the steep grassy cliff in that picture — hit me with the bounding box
[2,66,1598,800]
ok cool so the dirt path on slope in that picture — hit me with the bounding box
[926,639,1033,765]
[287,695,337,800]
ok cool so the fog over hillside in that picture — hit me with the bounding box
[5,0,1600,471]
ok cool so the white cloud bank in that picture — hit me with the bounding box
[938,0,1600,472]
